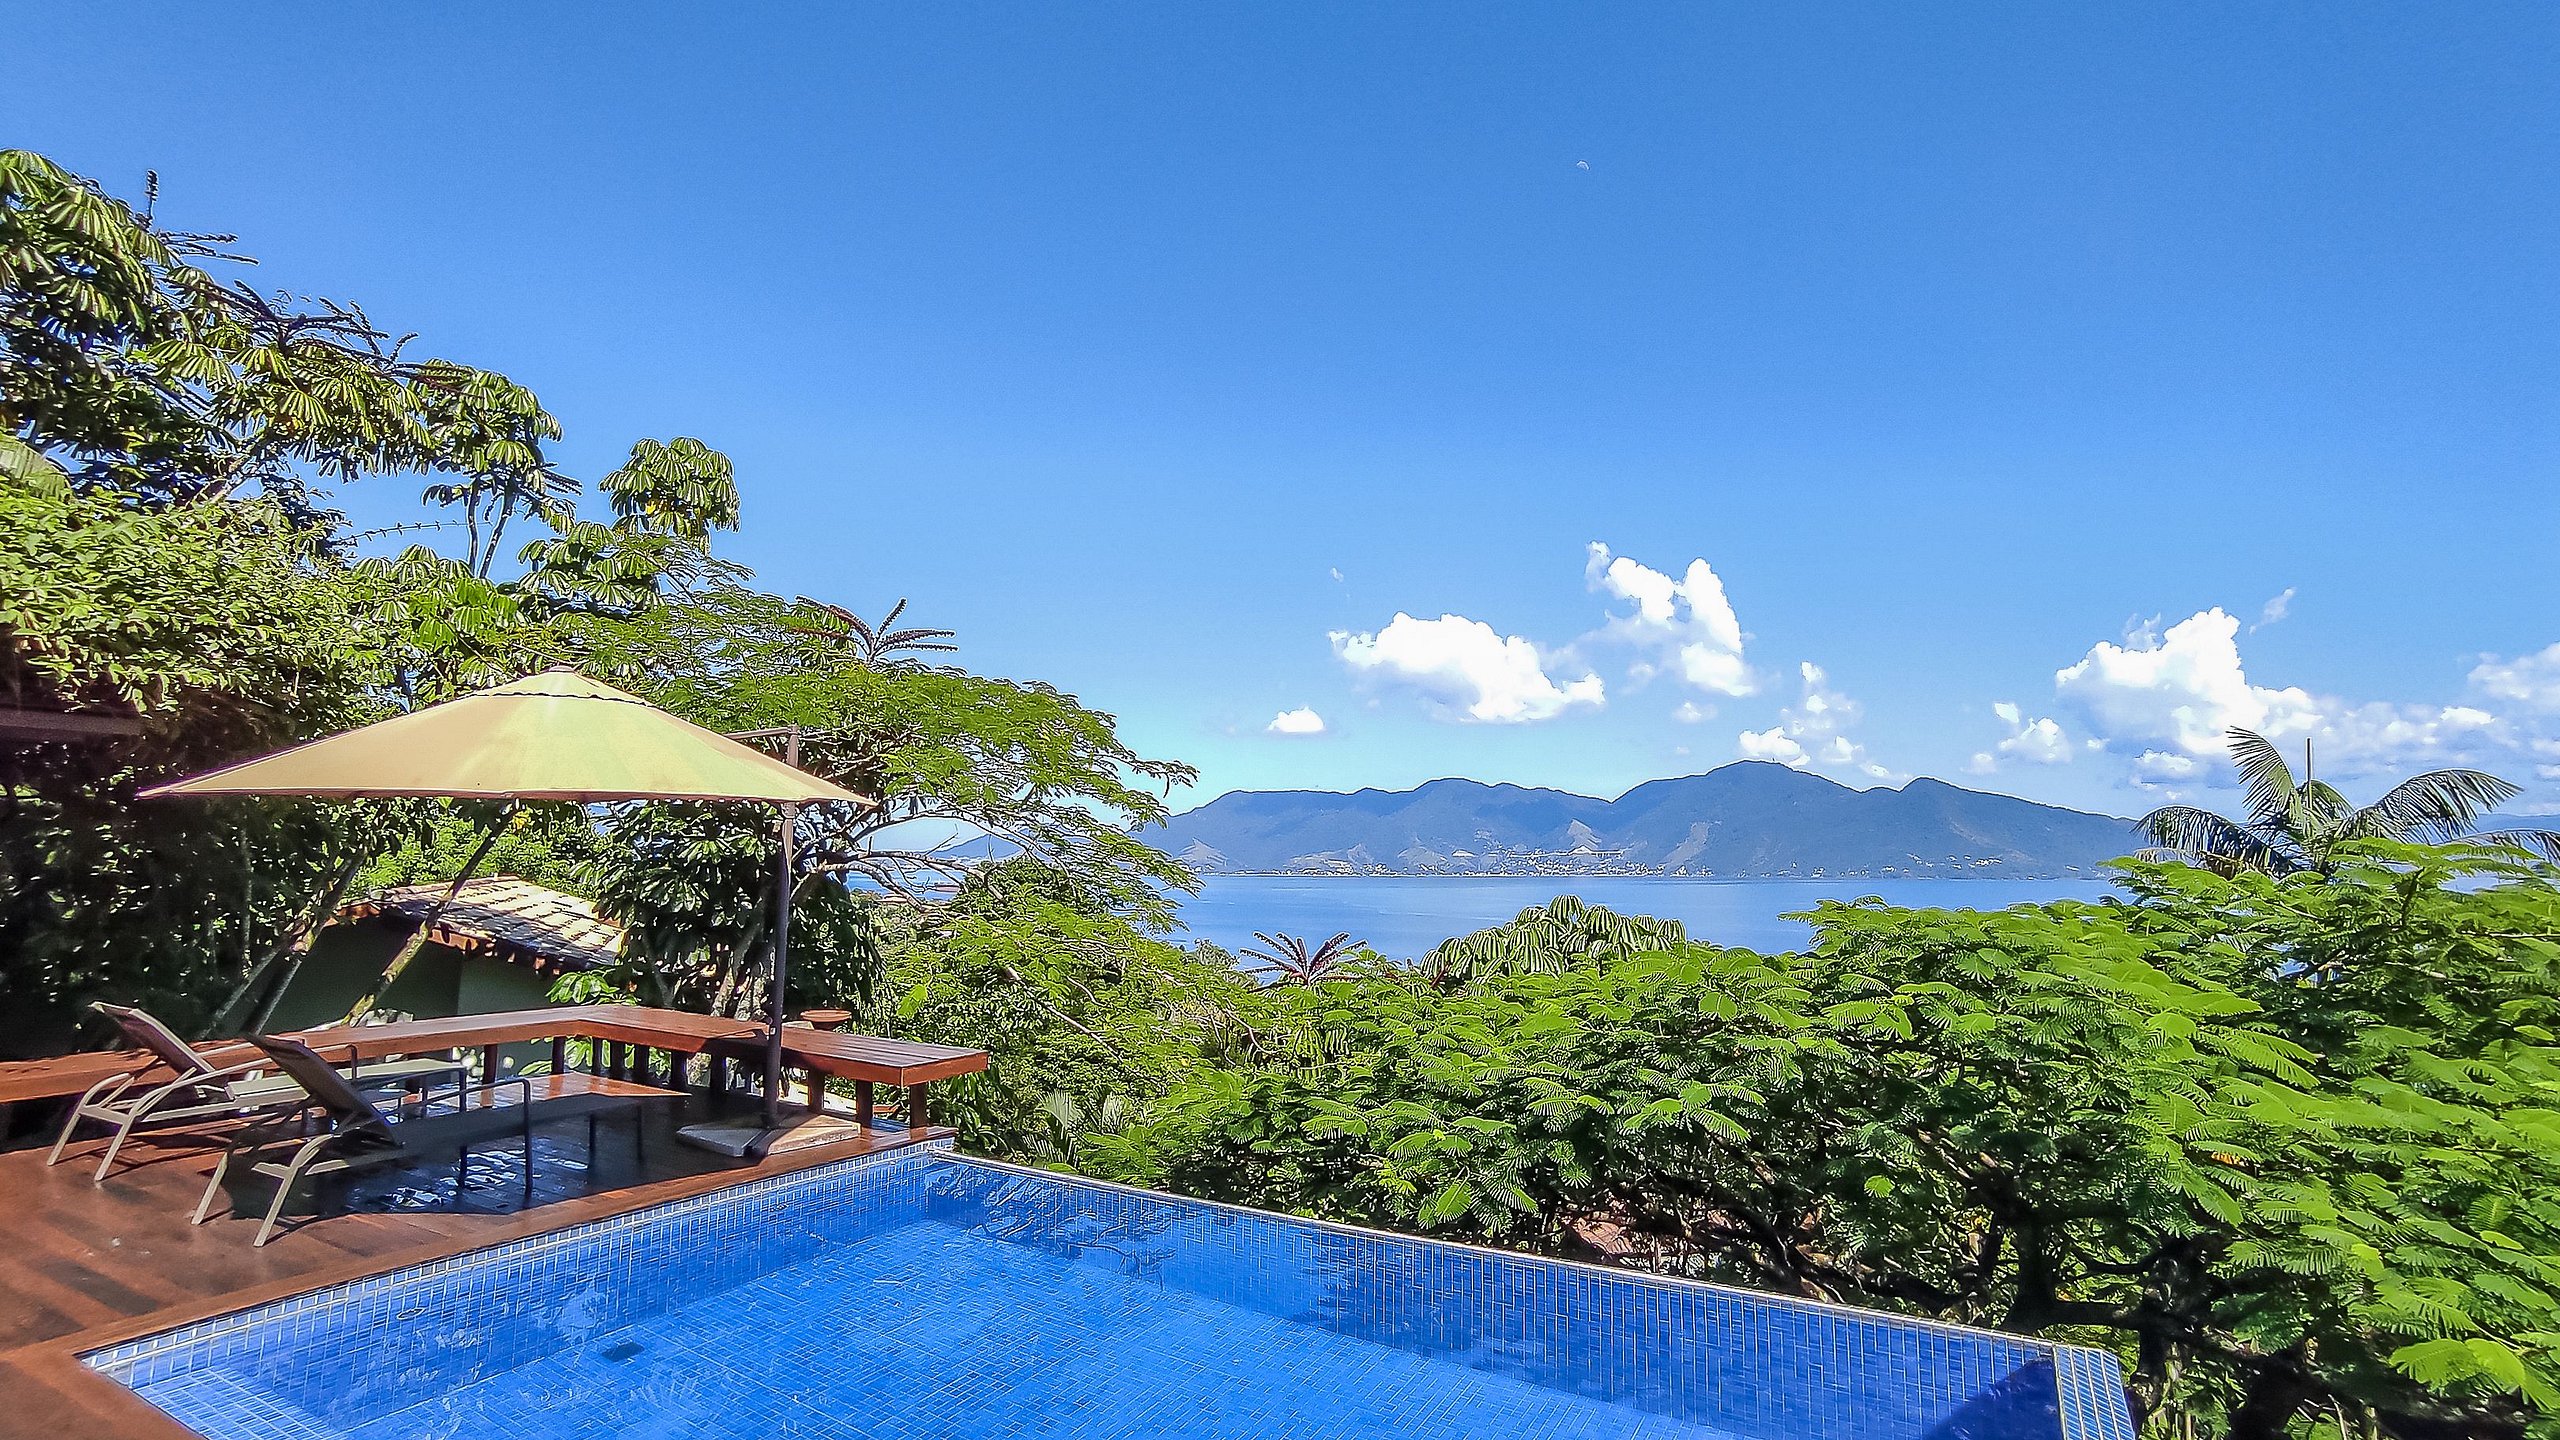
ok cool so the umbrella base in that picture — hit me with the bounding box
[673,1116,775,1158]
[676,1108,871,1159]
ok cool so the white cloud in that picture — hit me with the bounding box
[2251,587,2297,631]
[1734,662,1893,780]
[1737,727,1807,767]
[2050,610,2560,798]
[1965,752,1998,775]
[1329,567,1344,583]
[1672,700,1714,724]
[1985,701,2072,765]
[2055,608,2322,757]
[1265,707,1326,736]
[2133,750,2201,785]
[1331,613,1605,724]
[2472,644,2560,711]
[1585,543,1754,696]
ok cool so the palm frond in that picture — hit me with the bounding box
[2287,780,2355,853]
[788,596,958,667]
[2357,769,2521,843]
[2138,804,2288,875]
[1240,930,1363,985]
[2224,728,2299,827]
[2467,827,2560,863]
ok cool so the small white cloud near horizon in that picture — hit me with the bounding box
[1328,566,1344,583]
[2473,643,2560,711]
[1331,612,1605,724]
[1265,706,1326,736]
[2251,587,2297,632]
[1738,727,1808,767]
[1585,543,1755,696]
[2133,750,2202,786]
[1734,662,1894,781]
[1673,700,1714,724]
[1989,701,2072,765]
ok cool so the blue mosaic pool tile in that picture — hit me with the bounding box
[88,1145,2138,1440]
[2053,1345,2136,1440]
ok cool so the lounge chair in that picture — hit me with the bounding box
[48,1003,466,1183]
[194,1036,648,1247]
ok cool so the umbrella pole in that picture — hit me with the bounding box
[762,801,796,1130]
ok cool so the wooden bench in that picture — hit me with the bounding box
[697,1029,986,1130]
[2,1005,987,1140]
[0,1007,759,1101]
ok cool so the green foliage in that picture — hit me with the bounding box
[1071,862,2560,1440]
[1238,931,1370,986]
[0,148,557,520]
[0,477,392,1045]
[569,584,1197,918]
[357,807,605,896]
[1421,894,1690,985]
[879,858,1256,1162]
[0,151,754,1042]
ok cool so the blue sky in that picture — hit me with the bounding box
[11,4,2559,818]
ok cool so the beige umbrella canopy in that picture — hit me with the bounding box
[142,669,864,807]
[145,667,870,1148]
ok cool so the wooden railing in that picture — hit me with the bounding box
[0,1004,987,1132]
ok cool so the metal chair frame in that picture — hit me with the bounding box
[193,1038,538,1247]
[48,1004,465,1184]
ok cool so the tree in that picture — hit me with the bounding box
[0,476,394,1047]
[2141,727,2559,877]
[1421,896,1689,986]
[1079,846,2560,1440]
[567,585,1196,916]
[1239,931,1365,986]
[872,857,1255,1158]
[1,150,557,522]
[1,151,761,1038]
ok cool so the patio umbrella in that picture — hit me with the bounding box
[144,667,872,1150]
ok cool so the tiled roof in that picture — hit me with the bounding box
[337,876,625,973]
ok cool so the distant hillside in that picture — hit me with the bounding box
[1141,764,2140,879]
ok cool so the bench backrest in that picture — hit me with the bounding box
[93,1003,216,1080]
[250,1035,392,1130]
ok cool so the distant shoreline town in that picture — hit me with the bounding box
[1195,854,2112,880]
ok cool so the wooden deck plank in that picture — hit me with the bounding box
[707,1027,989,1086]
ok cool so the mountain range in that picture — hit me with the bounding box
[1141,763,2141,878]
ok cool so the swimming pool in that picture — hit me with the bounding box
[88,1145,2134,1439]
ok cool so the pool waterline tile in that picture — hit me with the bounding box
[87,1142,2135,1440]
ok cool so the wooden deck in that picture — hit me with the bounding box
[0,1005,987,1439]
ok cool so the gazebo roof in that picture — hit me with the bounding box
[336,876,625,974]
